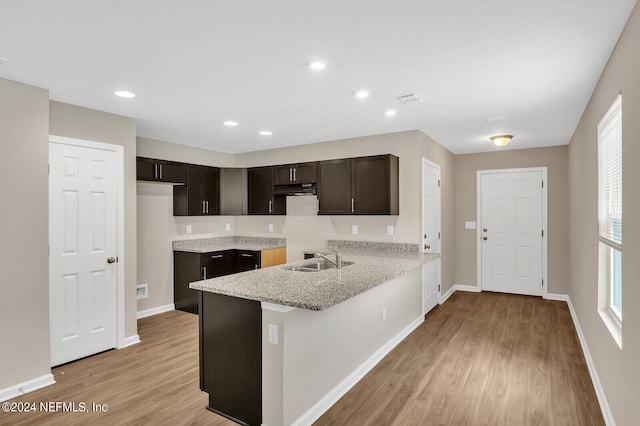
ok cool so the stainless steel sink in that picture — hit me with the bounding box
[283,260,354,272]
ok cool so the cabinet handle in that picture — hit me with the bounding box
[254,264,259,270]
[202,200,206,214]
[159,164,163,180]
[206,200,209,214]
[154,164,159,179]
[293,167,297,182]
[202,266,207,279]
[289,167,293,182]
[268,200,273,213]
[211,254,223,259]
[241,253,253,257]
[351,198,355,213]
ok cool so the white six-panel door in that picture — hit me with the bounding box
[49,141,118,366]
[422,158,441,314]
[480,170,543,296]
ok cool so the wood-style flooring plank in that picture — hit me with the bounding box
[315,291,604,426]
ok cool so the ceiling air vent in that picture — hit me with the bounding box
[396,92,425,105]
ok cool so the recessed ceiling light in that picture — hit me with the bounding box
[309,61,326,70]
[384,109,397,116]
[259,130,272,136]
[114,90,135,98]
[223,121,238,127]
[355,91,369,99]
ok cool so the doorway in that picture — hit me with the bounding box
[49,135,125,366]
[422,157,441,314]
[477,168,547,296]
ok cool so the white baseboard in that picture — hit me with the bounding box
[544,292,569,302]
[118,334,141,349]
[440,285,456,304]
[566,297,615,426]
[0,373,55,402]
[137,303,175,319]
[453,283,481,293]
[291,315,424,426]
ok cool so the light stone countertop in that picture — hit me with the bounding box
[173,236,286,253]
[190,243,441,311]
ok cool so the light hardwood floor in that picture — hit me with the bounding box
[1,292,603,426]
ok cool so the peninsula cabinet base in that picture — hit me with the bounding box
[199,292,262,426]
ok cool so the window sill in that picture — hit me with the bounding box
[599,309,622,349]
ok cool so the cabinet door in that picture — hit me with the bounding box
[187,165,206,215]
[236,250,261,272]
[274,165,294,185]
[202,166,220,215]
[220,168,247,215]
[292,162,317,184]
[174,251,201,314]
[137,157,186,183]
[158,161,186,183]
[136,157,158,181]
[202,250,233,278]
[317,159,351,214]
[248,167,274,214]
[351,154,398,215]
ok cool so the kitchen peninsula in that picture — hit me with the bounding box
[190,240,440,426]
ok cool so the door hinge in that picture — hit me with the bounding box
[438,284,441,292]
[438,232,441,239]
[438,179,441,188]
[542,279,544,287]
[48,164,50,175]
[541,180,544,188]
[542,230,544,237]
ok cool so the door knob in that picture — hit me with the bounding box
[107,256,117,264]
[425,244,431,249]
[424,234,427,239]
[483,228,488,232]
[482,236,487,241]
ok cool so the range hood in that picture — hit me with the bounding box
[272,182,317,196]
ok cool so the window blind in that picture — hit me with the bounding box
[598,94,622,249]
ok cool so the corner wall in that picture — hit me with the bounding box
[567,3,640,425]
[49,101,138,340]
[0,79,51,392]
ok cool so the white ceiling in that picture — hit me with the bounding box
[1,1,636,154]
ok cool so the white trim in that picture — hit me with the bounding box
[544,293,569,302]
[453,284,481,293]
[137,304,175,319]
[566,297,616,426]
[0,374,56,402]
[476,167,548,297]
[291,315,424,426]
[119,334,141,349]
[439,285,456,304]
[49,135,127,351]
[261,302,296,313]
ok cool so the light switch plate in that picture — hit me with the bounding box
[352,225,358,235]
[268,223,274,233]
[268,324,279,345]
[465,221,476,230]
[225,223,231,231]
[387,225,394,235]
[186,224,192,234]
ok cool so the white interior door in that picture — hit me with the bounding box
[422,158,441,314]
[480,170,543,296]
[49,141,118,366]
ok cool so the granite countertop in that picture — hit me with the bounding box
[190,240,440,311]
[173,236,286,253]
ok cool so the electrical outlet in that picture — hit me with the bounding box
[268,324,279,345]
[387,225,394,235]
[268,223,274,233]
[186,224,192,234]
[136,284,148,300]
[225,223,231,231]
[352,225,358,235]
[382,306,387,320]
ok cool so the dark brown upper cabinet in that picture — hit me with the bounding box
[247,166,286,215]
[173,164,220,216]
[274,162,317,185]
[318,154,399,215]
[136,157,186,183]
[220,168,247,215]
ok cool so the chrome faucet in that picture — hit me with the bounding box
[315,251,342,269]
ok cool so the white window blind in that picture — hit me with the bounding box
[598,95,622,249]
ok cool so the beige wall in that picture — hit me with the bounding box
[454,146,569,295]
[50,101,138,339]
[135,131,457,312]
[567,3,640,425]
[0,79,51,390]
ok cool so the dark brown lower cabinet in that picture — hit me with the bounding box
[199,292,262,426]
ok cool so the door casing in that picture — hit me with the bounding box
[476,167,548,297]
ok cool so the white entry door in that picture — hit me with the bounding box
[480,170,543,296]
[422,158,441,314]
[49,140,118,366]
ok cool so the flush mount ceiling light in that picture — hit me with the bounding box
[396,92,425,105]
[384,109,397,116]
[114,90,135,98]
[223,121,238,127]
[355,90,369,99]
[259,130,272,136]
[490,135,513,147]
[309,61,326,70]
